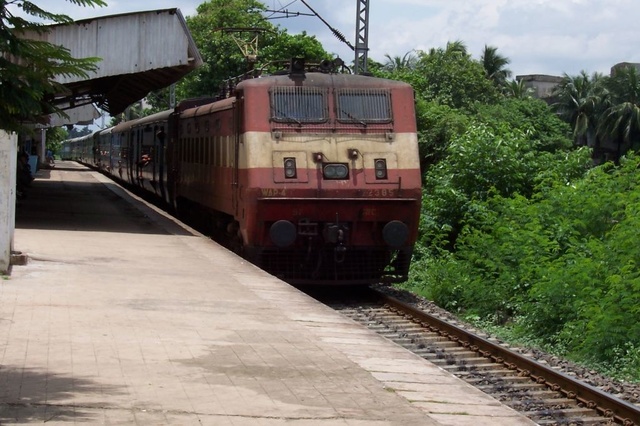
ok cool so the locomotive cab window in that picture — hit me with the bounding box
[336,89,392,124]
[270,86,328,123]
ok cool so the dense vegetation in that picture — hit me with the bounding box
[373,43,640,382]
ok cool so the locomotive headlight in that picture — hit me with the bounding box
[284,157,297,178]
[374,159,388,179]
[323,163,349,180]
[270,220,297,248]
[383,220,409,248]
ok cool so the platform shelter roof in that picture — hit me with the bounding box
[26,8,203,116]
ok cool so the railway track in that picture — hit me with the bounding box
[311,287,640,426]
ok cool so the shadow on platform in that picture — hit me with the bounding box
[15,163,195,236]
[0,365,124,423]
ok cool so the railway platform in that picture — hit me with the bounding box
[1,162,535,425]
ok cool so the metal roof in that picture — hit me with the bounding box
[48,104,102,127]
[27,8,203,116]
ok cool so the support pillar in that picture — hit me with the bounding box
[0,131,18,274]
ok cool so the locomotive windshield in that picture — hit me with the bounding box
[270,87,328,123]
[336,89,392,124]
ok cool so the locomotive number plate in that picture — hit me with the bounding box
[365,189,397,197]
[261,188,287,197]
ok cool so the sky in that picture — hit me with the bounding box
[20,0,640,78]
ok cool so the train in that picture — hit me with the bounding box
[63,58,422,285]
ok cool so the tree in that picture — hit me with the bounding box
[552,71,607,148]
[413,99,469,173]
[259,29,330,72]
[109,101,148,126]
[504,78,533,99]
[44,126,68,156]
[67,125,92,138]
[437,39,468,56]
[0,0,106,133]
[407,42,500,110]
[146,0,330,112]
[475,97,573,153]
[480,44,512,87]
[599,66,640,156]
[382,51,417,72]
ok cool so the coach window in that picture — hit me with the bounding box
[270,86,328,123]
[336,89,392,124]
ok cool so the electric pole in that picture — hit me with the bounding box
[270,1,370,75]
[354,0,370,75]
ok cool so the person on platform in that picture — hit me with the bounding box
[16,151,33,199]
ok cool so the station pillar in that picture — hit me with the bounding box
[0,130,17,274]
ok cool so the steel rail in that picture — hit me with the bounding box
[377,292,640,426]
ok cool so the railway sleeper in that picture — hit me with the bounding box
[532,408,607,424]
[493,389,573,399]
[496,393,576,404]
[406,338,466,350]
[465,375,543,385]
[434,353,496,363]
[536,419,609,426]
[478,385,553,395]
[392,333,459,345]
[448,365,523,375]
[376,330,458,344]
[508,397,580,407]
[417,353,490,364]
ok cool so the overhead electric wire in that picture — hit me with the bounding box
[264,0,313,20]
[264,0,355,52]
[299,0,355,51]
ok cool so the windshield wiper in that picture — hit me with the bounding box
[274,107,302,126]
[340,109,367,126]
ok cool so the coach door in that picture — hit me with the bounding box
[156,126,167,203]
[232,99,241,216]
[125,128,135,184]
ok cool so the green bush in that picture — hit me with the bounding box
[409,154,640,375]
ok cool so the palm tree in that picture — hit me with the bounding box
[598,66,640,157]
[445,39,468,56]
[551,71,607,148]
[382,51,417,72]
[480,45,512,87]
[427,40,468,57]
[504,78,533,99]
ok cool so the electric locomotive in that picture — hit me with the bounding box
[68,58,422,285]
[173,59,422,284]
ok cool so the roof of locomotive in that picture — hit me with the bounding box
[176,71,414,116]
[235,72,413,91]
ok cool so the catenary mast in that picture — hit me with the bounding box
[354,0,369,75]
[269,1,370,74]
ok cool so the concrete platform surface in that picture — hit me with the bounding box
[0,162,535,425]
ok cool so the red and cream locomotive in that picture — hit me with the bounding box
[66,59,422,285]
